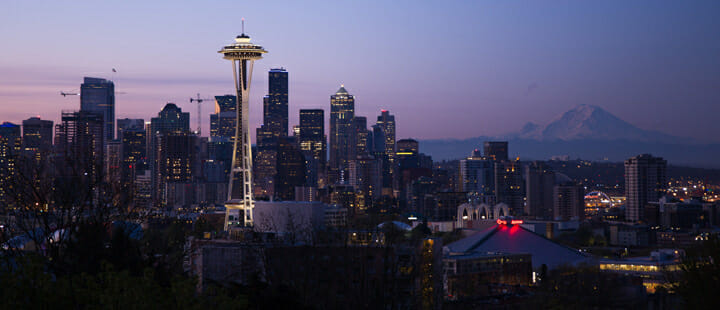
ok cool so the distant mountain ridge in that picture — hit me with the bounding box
[419,105,717,168]
[513,104,685,143]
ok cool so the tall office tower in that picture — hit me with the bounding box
[553,181,585,221]
[459,150,495,200]
[494,160,524,216]
[254,69,287,198]
[55,111,105,201]
[120,127,146,191]
[263,68,289,138]
[371,124,384,154]
[376,110,396,159]
[209,95,237,177]
[219,28,267,228]
[625,154,667,222]
[80,77,115,143]
[117,118,144,140]
[0,122,22,208]
[254,126,276,198]
[22,117,53,162]
[525,161,555,219]
[106,140,122,185]
[20,117,53,201]
[298,109,326,188]
[351,116,369,156]
[209,95,237,138]
[329,86,355,185]
[275,137,306,201]
[348,154,382,212]
[150,104,190,151]
[150,104,190,203]
[156,132,195,208]
[375,110,396,195]
[483,141,508,162]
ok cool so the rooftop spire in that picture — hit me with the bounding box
[336,85,349,95]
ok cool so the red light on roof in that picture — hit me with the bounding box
[381,109,388,113]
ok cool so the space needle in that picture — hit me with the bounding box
[219,20,267,229]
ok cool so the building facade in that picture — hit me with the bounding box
[298,109,326,188]
[80,77,115,144]
[329,86,355,185]
[525,161,555,219]
[625,154,667,222]
[483,141,508,162]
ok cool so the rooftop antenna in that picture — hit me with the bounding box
[242,18,245,34]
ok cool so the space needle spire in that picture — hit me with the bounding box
[219,21,267,229]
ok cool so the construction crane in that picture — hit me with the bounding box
[60,91,79,97]
[189,93,212,136]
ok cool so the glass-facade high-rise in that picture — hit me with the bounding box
[262,68,289,139]
[329,86,354,184]
[210,95,237,139]
[80,77,115,144]
[22,117,53,162]
[149,103,190,203]
[0,122,21,208]
[352,116,369,156]
[120,127,146,190]
[254,69,289,198]
[209,95,237,182]
[275,137,306,201]
[299,109,326,188]
[375,110,396,194]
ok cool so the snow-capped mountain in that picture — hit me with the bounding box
[516,104,681,142]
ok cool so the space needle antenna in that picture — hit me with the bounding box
[219,19,267,229]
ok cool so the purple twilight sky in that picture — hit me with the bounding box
[1,0,719,141]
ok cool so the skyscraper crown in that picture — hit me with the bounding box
[335,85,349,95]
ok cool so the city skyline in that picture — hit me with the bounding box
[1,1,719,141]
[1,2,719,307]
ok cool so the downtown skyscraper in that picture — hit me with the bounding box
[0,122,21,208]
[263,68,289,139]
[210,95,237,139]
[149,103,191,205]
[22,117,53,163]
[255,68,289,198]
[298,109,326,188]
[80,77,115,144]
[329,86,354,185]
[55,111,105,190]
[375,110,396,195]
